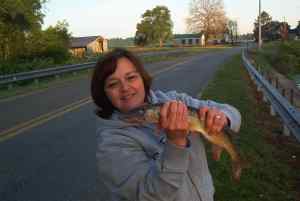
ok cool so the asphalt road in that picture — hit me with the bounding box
[0,47,241,201]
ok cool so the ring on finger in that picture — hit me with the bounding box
[215,115,222,120]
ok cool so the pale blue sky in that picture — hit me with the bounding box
[42,0,300,39]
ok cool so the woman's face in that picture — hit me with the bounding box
[104,57,146,113]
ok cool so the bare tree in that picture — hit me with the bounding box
[186,0,227,43]
[227,20,238,44]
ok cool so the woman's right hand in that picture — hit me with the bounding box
[159,101,190,148]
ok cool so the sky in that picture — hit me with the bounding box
[42,0,300,39]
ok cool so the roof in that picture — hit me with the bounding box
[174,33,204,39]
[70,36,104,48]
[289,29,297,34]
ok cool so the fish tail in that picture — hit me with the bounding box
[212,144,223,161]
[232,159,243,182]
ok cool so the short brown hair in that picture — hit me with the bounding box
[91,48,152,118]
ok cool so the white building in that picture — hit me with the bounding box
[173,33,205,46]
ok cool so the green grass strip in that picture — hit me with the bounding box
[201,55,298,201]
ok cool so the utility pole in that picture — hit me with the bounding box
[258,0,262,49]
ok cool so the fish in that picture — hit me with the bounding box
[120,103,244,182]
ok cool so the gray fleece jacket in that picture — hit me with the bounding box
[96,90,241,201]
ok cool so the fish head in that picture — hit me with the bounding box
[144,107,160,123]
[119,104,160,125]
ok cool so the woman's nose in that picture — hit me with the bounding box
[120,81,130,91]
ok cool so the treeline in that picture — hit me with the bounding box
[134,1,241,47]
[253,11,300,41]
[108,38,134,48]
[252,11,300,76]
[0,0,71,75]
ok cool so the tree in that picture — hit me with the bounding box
[227,20,238,44]
[296,21,300,36]
[253,11,272,41]
[135,6,173,47]
[253,11,291,41]
[0,0,46,60]
[134,18,152,46]
[186,0,227,42]
[279,22,289,41]
[256,11,272,26]
[43,20,71,62]
[25,20,71,62]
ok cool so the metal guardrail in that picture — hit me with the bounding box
[0,62,96,85]
[0,49,190,86]
[242,50,300,142]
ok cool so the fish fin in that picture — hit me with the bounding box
[231,158,251,183]
[212,144,223,161]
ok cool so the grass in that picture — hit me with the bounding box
[0,46,229,100]
[201,55,299,201]
[250,41,300,79]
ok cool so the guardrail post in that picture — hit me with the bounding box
[275,77,279,89]
[270,105,276,116]
[9,76,17,89]
[34,79,39,85]
[55,75,60,80]
[290,89,294,105]
[281,88,286,97]
[257,84,262,92]
[263,93,268,103]
[268,76,272,84]
[283,125,291,136]
[8,84,13,90]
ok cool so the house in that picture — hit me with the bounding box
[69,36,108,57]
[288,28,300,40]
[173,33,205,46]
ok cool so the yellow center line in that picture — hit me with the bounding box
[151,60,189,76]
[0,97,92,143]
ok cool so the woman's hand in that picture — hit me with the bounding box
[159,101,189,147]
[198,106,229,135]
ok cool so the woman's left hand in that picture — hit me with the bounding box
[197,106,229,135]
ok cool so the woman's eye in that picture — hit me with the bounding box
[106,82,118,89]
[127,75,138,81]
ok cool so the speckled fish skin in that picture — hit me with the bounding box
[122,104,243,182]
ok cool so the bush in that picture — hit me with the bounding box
[259,41,300,76]
[0,58,55,75]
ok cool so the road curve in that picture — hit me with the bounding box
[0,47,241,201]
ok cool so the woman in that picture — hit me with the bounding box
[91,48,241,201]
